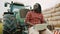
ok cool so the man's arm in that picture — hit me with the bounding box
[25,11,34,26]
[41,14,46,23]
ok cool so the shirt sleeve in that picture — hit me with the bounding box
[25,11,31,23]
[41,14,45,23]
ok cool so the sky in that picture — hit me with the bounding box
[0,0,60,18]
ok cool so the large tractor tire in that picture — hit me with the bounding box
[3,12,17,34]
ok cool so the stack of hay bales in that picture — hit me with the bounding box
[42,3,60,27]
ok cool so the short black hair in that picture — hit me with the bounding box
[33,3,42,13]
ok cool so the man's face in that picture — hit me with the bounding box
[33,4,39,10]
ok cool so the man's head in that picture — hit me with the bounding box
[33,3,41,13]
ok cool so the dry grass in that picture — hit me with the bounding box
[54,24,60,28]
[0,23,3,34]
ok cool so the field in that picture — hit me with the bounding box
[0,23,3,34]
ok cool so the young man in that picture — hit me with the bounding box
[25,3,45,28]
[25,3,46,34]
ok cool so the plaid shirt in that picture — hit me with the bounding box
[25,11,44,25]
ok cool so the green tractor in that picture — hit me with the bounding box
[3,1,31,34]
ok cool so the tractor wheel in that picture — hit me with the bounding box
[3,12,17,34]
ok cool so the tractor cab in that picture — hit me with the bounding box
[4,1,30,25]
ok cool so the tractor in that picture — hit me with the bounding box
[3,1,31,34]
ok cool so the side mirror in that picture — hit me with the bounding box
[4,3,8,7]
[4,2,10,7]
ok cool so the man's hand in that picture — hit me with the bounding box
[27,22,34,26]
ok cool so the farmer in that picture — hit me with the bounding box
[25,3,46,34]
